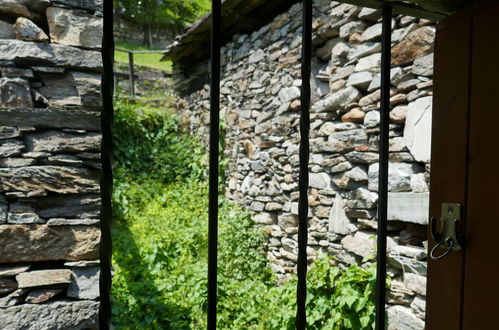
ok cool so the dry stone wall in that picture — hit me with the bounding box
[0,0,102,328]
[174,1,434,328]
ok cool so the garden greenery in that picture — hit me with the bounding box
[112,98,380,329]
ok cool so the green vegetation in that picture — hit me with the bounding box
[114,0,210,46]
[114,41,172,73]
[111,97,381,329]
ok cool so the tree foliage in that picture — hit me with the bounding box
[114,0,210,30]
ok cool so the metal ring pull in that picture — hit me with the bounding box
[430,238,454,260]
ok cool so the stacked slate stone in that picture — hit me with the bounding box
[174,1,433,328]
[0,0,102,328]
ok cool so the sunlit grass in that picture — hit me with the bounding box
[114,40,172,73]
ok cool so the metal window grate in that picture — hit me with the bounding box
[205,1,393,329]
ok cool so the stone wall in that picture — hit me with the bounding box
[174,1,434,328]
[0,0,102,328]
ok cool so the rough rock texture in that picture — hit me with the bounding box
[0,0,102,326]
[172,1,434,327]
[0,300,99,329]
[13,17,49,42]
[0,166,100,194]
[0,225,100,262]
[47,7,103,48]
[16,269,72,288]
[0,39,102,70]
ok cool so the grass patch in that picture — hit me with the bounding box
[114,40,172,73]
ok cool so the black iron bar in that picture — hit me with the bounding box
[375,4,392,330]
[208,0,221,329]
[128,52,135,97]
[99,0,114,328]
[296,0,312,328]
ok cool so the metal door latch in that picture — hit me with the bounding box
[430,203,465,260]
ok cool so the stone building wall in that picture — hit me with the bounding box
[174,1,434,328]
[0,0,103,328]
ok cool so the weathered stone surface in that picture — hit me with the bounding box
[26,131,100,153]
[329,194,350,235]
[368,163,421,192]
[0,156,33,167]
[0,108,101,131]
[387,192,429,225]
[346,71,372,89]
[341,231,375,258]
[0,289,28,307]
[390,105,408,124]
[404,96,432,163]
[47,218,100,226]
[47,7,102,48]
[412,53,433,76]
[0,166,100,194]
[314,129,368,153]
[309,172,331,190]
[391,27,435,66]
[53,0,103,12]
[0,20,15,39]
[0,277,17,294]
[278,86,300,103]
[0,0,45,21]
[0,264,31,277]
[0,126,20,139]
[13,17,48,42]
[388,252,427,276]
[71,71,102,107]
[0,140,24,157]
[411,296,426,319]
[0,300,99,329]
[348,42,381,60]
[388,305,425,330]
[404,273,426,296]
[0,225,100,262]
[347,187,377,209]
[0,204,6,223]
[0,78,33,108]
[25,288,63,303]
[341,108,365,123]
[68,267,100,300]
[312,86,360,112]
[17,269,72,288]
[37,73,80,106]
[35,194,100,219]
[7,212,43,224]
[0,39,102,70]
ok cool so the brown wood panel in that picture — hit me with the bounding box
[425,15,472,330]
[462,2,499,328]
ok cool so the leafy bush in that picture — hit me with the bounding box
[111,98,381,329]
[113,98,205,183]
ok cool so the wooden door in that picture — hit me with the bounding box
[426,1,499,329]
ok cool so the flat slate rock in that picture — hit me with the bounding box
[0,39,102,70]
[0,108,101,131]
[17,269,72,288]
[0,166,100,194]
[0,224,100,262]
[0,300,99,329]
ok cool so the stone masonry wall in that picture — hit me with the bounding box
[175,1,434,328]
[0,0,102,328]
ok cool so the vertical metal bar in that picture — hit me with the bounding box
[99,0,114,328]
[296,0,312,328]
[208,0,221,329]
[128,52,135,97]
[375,4,392,330]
